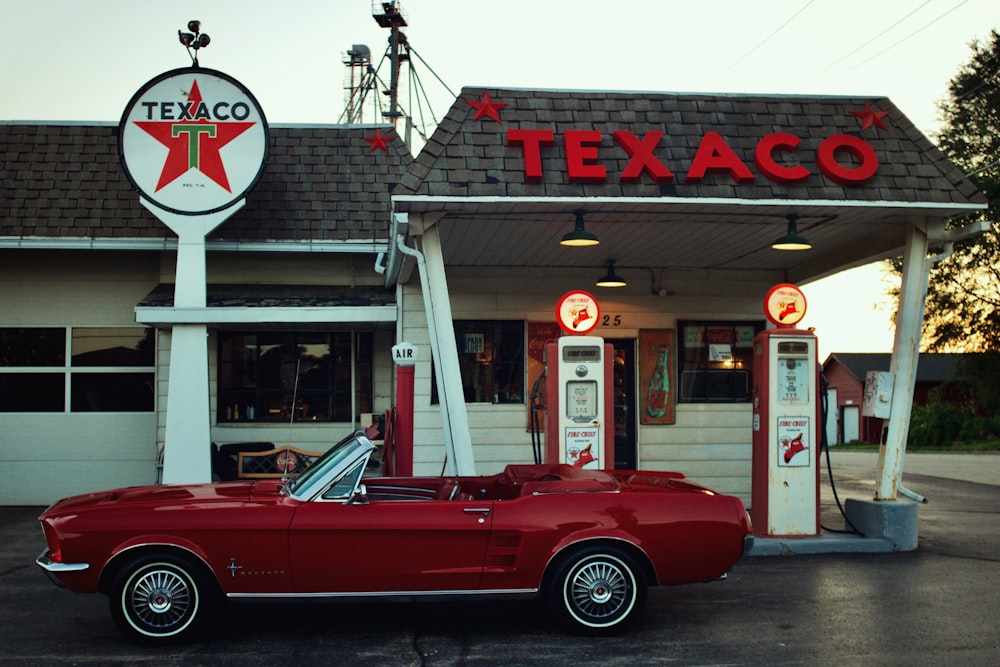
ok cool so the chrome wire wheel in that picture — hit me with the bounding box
[568,557,631,621]
[548,547,646,632]
[110,555,215,643]
[127,565,195,633]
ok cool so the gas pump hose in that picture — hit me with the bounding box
[820,373,862,535]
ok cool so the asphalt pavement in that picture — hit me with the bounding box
[1,449,998,665]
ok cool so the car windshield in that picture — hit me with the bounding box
[283,430,373,501]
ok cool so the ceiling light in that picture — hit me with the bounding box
[560,213,599,247]
[596,259,627,288]
[771,214,812,251]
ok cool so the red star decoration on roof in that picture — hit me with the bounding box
[465,92,507,122]
[850,101,890,132]
[133,79,255,192]
[364,129,391,153]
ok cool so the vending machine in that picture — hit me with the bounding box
[544,336,614,468]
[751,328,820,537]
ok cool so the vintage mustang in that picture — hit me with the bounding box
[37,429,753,642]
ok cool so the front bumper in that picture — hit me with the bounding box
[36,549,89,587]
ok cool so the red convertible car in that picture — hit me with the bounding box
[37,430,753,643]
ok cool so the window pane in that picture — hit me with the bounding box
[677,321,761,403]
[434,321,525,404]
[72,327,155,367]
[0,328,65,367]
[218,331,372,423]
[355,332,373,415]
[493,321,525,403]
[298,334,332,390]
[257,334,298,390]
[71,373,155,412]
[456,322,493,403]
[218,333,258,389]
[0,373,64,411]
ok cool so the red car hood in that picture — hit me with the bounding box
[40,480,284,517]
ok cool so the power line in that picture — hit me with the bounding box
[706,1,816,85]
[804,0,970,90]
[789,1,932,91]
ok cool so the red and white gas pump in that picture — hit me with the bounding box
[751,284,820,537]
[544,291,613,468]
[544,336,614,468]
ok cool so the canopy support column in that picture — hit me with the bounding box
[394,214,475,476]
[877,219,936,501]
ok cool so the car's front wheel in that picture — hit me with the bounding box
[108,552,217,643]
[546,545,647,633]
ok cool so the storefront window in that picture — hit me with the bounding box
[0,327,65,367]
[0,327,154,412]
[0,373,64,411]
[432,321,525,404]
[677,320,763,403]
[218,331,373,423]
[71,327,154,366]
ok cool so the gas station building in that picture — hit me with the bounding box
[0,85,987,510]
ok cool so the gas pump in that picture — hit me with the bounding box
[544,336,614,468]
[751,328,821,536]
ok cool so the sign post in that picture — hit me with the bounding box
[120,67,268,483]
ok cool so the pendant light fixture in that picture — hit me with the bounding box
[771,214,812,251]
[560,212,599,247]
[595,259,627,288]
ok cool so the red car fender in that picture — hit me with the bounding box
[542,530,654,583]
[98,535,216,593]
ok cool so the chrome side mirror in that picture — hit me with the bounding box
[349,483,369,505]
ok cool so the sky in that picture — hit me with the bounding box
[2,0,997,358]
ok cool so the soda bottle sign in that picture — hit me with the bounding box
[646,347,670,418]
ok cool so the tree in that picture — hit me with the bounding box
[920,30,1000,352]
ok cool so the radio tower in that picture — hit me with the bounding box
[372,1,408,124]
[340,2,455,151]
[342,44,374,124]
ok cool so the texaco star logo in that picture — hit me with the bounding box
[119,67,268,215]
[133,79,255,193]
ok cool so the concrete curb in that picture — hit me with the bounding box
[749,532,895,556]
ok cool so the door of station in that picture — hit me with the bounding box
[609,338,637,470]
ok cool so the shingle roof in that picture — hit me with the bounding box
[137,283,395,308]
[0,123,411,242]
[398,87,985,206]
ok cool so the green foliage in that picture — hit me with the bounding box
[907,402,966,447]
[954,351,1000,415]
[906,352,1000,448]
[921,30,1000,352]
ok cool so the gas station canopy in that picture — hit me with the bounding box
[388,87,986,285]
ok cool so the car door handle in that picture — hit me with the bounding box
[463,507,490,516]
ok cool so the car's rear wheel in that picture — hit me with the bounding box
[108,552,216,643]
[546,545,647,633]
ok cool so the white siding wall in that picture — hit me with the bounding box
[0,251,160,505]
[1,250,395,503]
[204,252,387,287]
[399,264,774,502]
